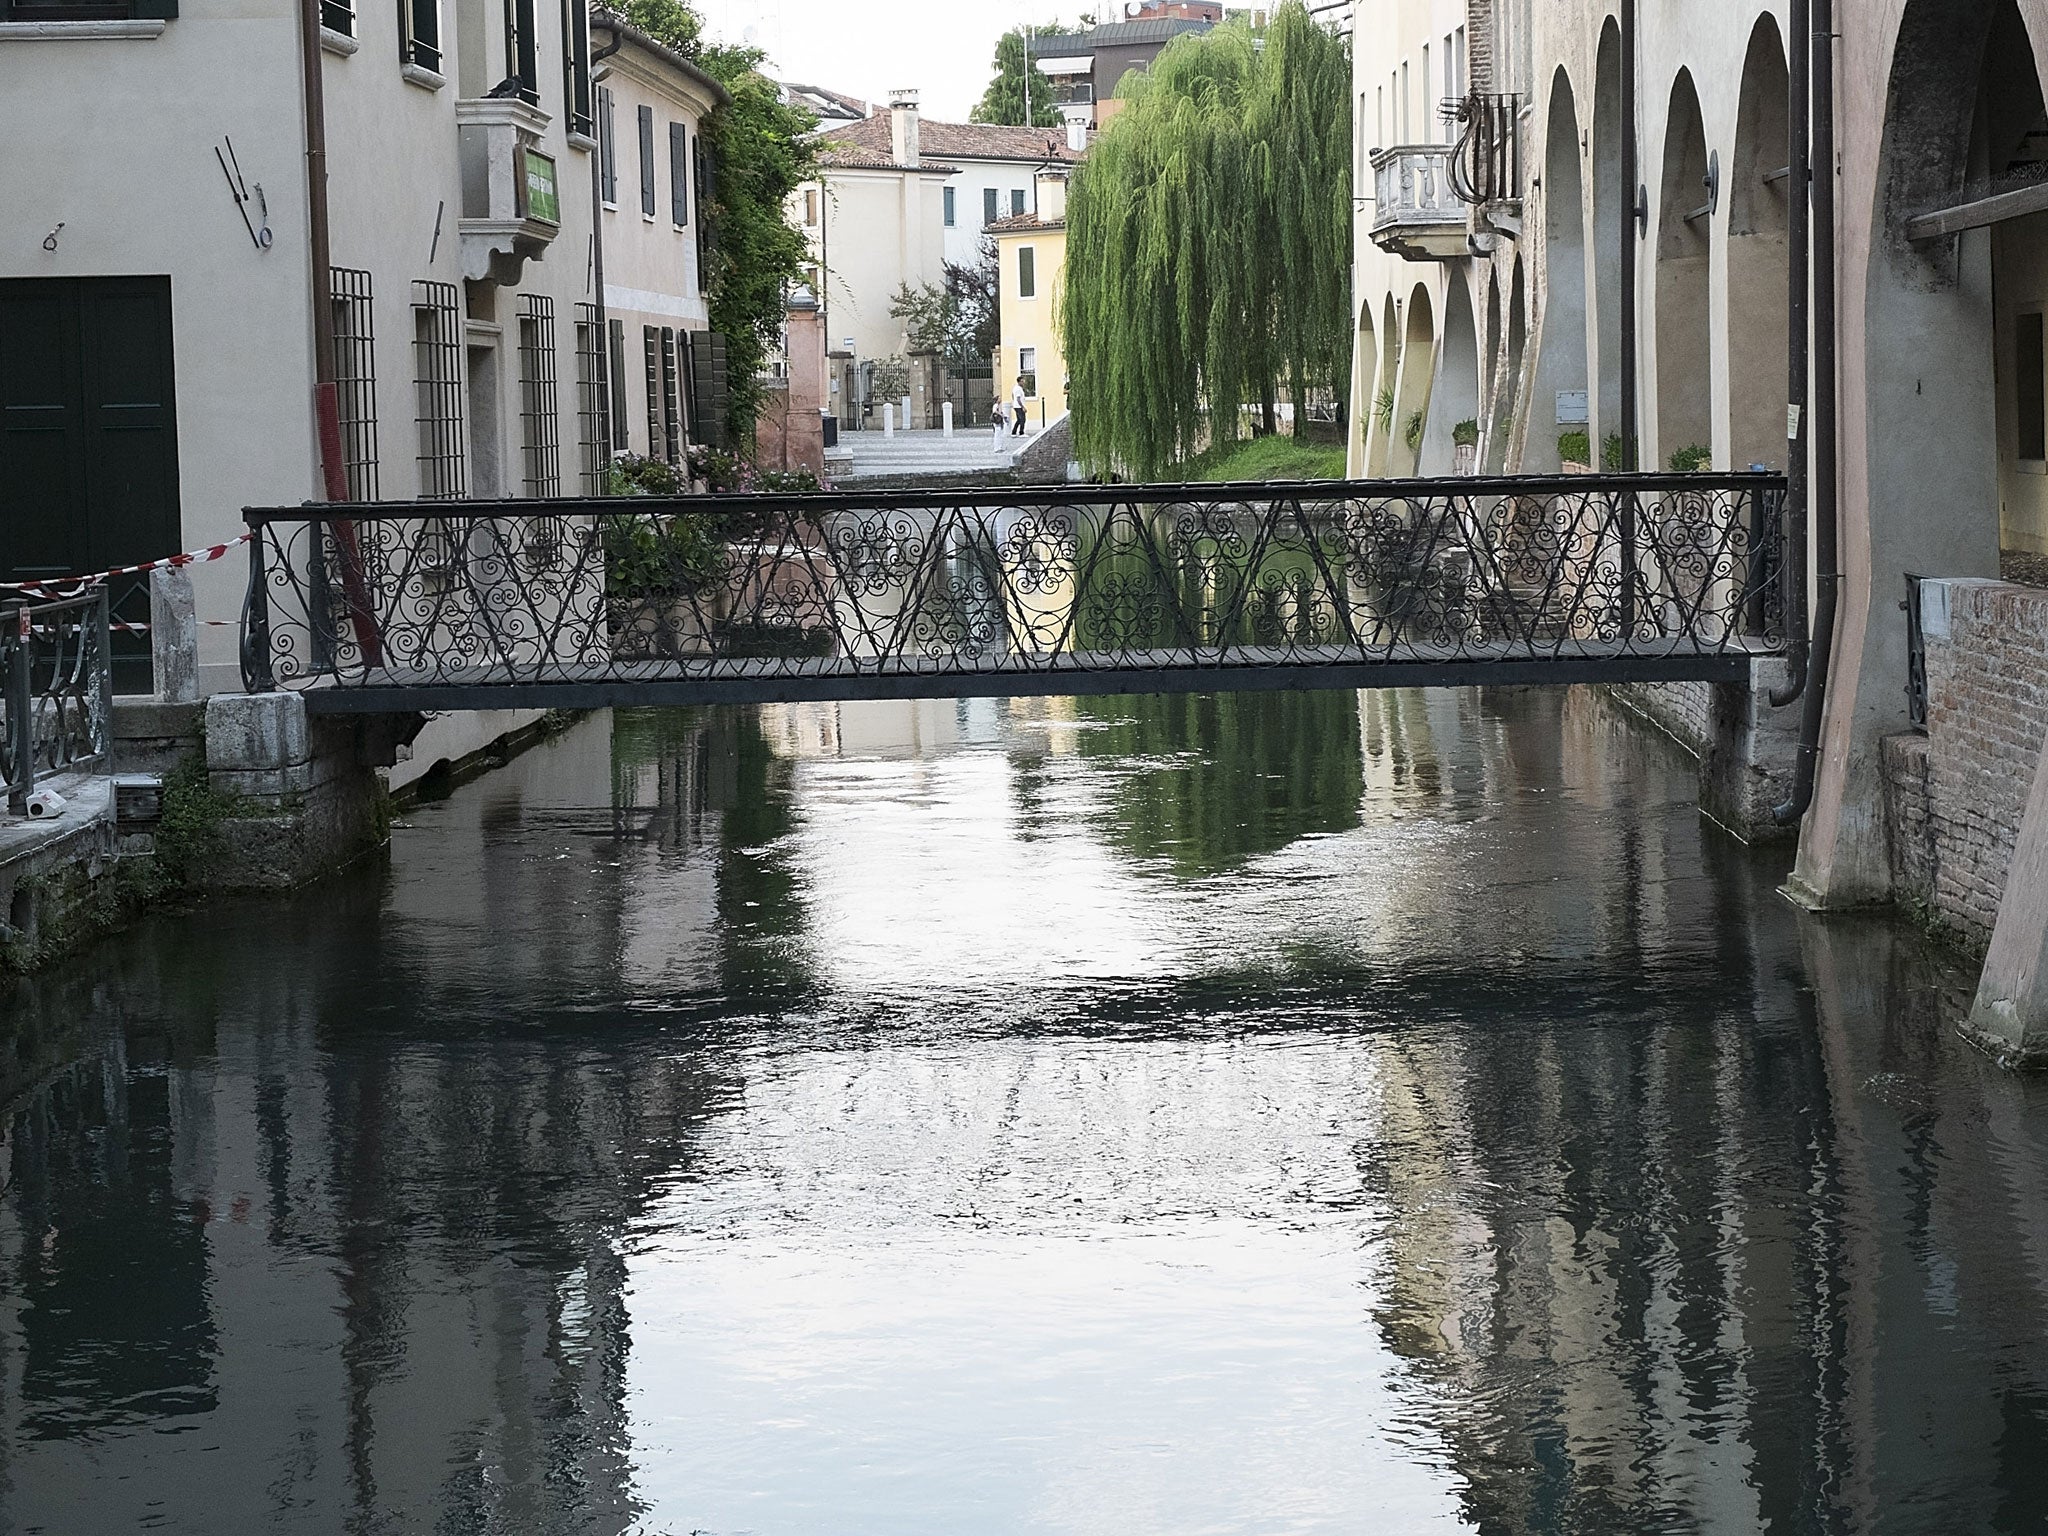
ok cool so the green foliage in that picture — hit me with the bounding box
[1404,411,1425,454]
[870,354,910,401]
[603,451,821,600]
[624,1,820,445]
[1064,4,1352,477]
[1452,418,1480,447]
[1372,386,1395,434]
[972,25,1065,127]
[1668,442,1712,472]
[1174,434,1346,482]
[1602,431,1625,471]
[148,743,240,895]
[1558,429,1591,465]
[888,237,1000,368]
[608,452,684,497]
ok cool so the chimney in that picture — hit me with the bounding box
[1036,170,1068,223]
[889,88,920,168]
[1066,118,1089,154]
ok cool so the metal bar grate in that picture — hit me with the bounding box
[330,267,379,502]
[411,280,466,500]
[574,302,609,495]
[518,294,561,498]
[660,328,683,464]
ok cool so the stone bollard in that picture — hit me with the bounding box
[150,567,198,703]
[883,402,895,437]
[942,400,954,437]
[901,394,913,431]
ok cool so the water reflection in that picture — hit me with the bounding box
[1,689,2046,1534]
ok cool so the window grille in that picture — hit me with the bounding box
[401,0,439,71]
[411,279,466,500]
[560,0,592,137]
[643,325,661,456]
[660,327,684,462]
[574,303,609,495]
[322,0,353,34]
[329,267,379,502]
[517,294,561,498]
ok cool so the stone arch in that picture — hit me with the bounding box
[1655,68,1713,467]
[1590,19,1625,457]
[1390,283,1437,476]
[1533,66,1591,471]
[1497,259,1529,473]
[1366,292,1402,475]
[1728,16,1792,470]
[1422,271,1482,475]
[1349,298,1379,474]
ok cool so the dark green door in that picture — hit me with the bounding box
[0,276,182,691]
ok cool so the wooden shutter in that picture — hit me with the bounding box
[685,330,729,452]
[693,137,715,281]
[670,122,689,226]
[642,325,660,454]
[607,319,629,450]
[660,328,682,462]
[598,88,617,203]
[638,104,656,217]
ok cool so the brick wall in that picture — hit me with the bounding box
[1881,578,2048,949]
[1611,680,1713,755]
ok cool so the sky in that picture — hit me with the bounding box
[694,0,1096,121]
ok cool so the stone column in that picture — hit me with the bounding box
[149,567,198,703]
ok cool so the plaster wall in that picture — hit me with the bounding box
[942,159,1046,269]
[803,168,948,370]
[997,226,1070,426]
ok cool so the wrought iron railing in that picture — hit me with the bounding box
[1449,92,1523,207]
[239,476,1788,704]
[3,588,113,817]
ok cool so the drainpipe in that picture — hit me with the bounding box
[296,0,382,665]
[593,22,625,474]
[1618,0,1638,470]
[1772,0,1812,708]
[1775,0,1837,825]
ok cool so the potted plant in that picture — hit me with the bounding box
[1558,429,1592,474]
[1452,418,1480,477]
[1668,443,1712,472]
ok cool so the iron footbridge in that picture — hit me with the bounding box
[240,474,1790,713]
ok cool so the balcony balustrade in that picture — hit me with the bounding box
[455,95,560,286]
[1368,144,1468,261]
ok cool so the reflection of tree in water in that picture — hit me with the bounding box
[609,705,816,1003]
[1070,690,1364,875]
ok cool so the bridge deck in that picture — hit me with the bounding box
[298,637,1778,713]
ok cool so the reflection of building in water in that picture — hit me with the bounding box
[758,697,1086,760]
[0,932,743,1534]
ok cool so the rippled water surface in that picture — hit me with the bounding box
[5,688,2048,1535]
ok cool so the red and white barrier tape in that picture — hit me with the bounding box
[1,533,253,600]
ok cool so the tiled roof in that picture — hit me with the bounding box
[817,140,960,175]
[822,112,1082,168]
[1032,17,1213,55]
[985,211,1065,234]
[781,80,870,120]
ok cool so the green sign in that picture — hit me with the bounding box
[523,148,560,225]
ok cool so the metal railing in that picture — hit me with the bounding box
[3,588,114,816]
[240,475,1789,709]
[1449,92,1523,207]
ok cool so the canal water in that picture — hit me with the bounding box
[3,688,2047,1535]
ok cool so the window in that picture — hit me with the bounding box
[1018,246,1036,298]
[518,295,560,497]
[598,88,617,204]
[1444,33,1455,109]
[984,187,999,225]
[503,0,537,103]
[330,268,378,501]
[401,0,439,71]
[806,188,819,228]
[607,317,629,451]
[1421,46,1430,140]
[2020,310,2046,466]
[574,303,608,493]
[1453,27,1466,99]
[1012,188,1027,217]
[1400,61,1409,142]
[1019,346,1037,396]
[412,280,466,500]
[638,105,657,217]
[943,186,955,227]
[670,122,690,227]
[561,0,592,137]
[323,0,353,36]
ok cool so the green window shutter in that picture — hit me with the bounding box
[685,330,728,451]
[670,122,689,226]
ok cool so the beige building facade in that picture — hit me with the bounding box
[992,172,1072,432]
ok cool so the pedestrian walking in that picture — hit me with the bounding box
[1012,378,1029,435]
[991,397,1008,444]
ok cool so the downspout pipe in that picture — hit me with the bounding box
[296,0,381,665]
[1775,0,1838,824]
[592,23,625,473]
[1771,0,1812,708]
[1618,0,1638,470]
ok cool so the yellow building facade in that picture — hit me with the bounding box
[992,171,1072,434]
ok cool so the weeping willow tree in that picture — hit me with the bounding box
[1063,4,1352,478]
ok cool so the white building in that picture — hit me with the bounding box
[0,0,605,694]
[590,8,730,463]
